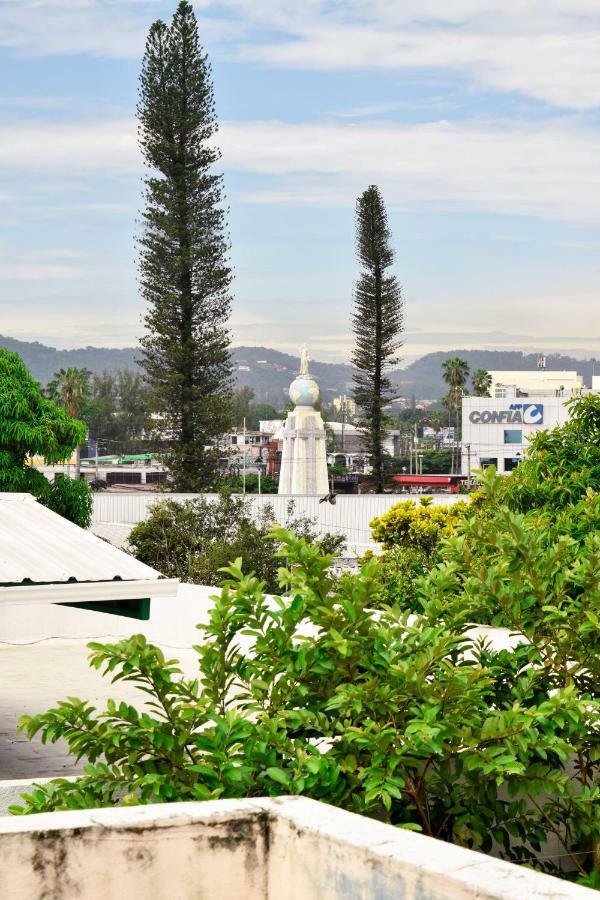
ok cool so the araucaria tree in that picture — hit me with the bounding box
[351,186,404,492]
[138,1,233,490]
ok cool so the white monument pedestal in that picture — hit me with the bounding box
[278,348,329,496]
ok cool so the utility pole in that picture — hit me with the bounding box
[341,394,346,451]
[466,443,471,489]
[242,417,246,494]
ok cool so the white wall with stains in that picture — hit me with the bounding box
[0,796,594,900]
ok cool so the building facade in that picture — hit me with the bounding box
[461,370,585,476]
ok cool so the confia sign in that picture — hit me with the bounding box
[469,403,544,425]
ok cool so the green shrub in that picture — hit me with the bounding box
[368,497,469,610]
[43,475,93,529]
[12,531,599,886]
[370,547,429,612]
[128,493,345,591]
[370,496,469,553]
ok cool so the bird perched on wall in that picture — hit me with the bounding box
[319,491,337,505]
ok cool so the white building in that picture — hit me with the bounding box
[489,369,583,397]
[462,370,587,476]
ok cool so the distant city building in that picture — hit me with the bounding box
[488,370,583,398]
[79,454,168,489]
[220,430,273,476]
[332,395,357,418]
[259,420,284,436]
[462,369,590,476]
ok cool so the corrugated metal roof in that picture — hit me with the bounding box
[0,494,161,585]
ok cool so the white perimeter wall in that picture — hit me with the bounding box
[92,492,462,554]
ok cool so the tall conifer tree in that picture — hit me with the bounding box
[138,1,232,490]
[351,186,404,492]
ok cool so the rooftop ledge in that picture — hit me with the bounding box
[0,796,594,900]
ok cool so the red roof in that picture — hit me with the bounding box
[391,474,465,484]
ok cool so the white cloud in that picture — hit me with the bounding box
[0,248,96,282]
[220,118,600,221]
[208,0,600,109]
[2,2,600,108]
[0,119,139,172]
[0,0,151,58]
[4,115,600,221]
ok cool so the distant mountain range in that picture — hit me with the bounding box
[1,335,597,403]
[398,349,599,401]
[0,335,139,385]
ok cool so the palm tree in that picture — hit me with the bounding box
[442,357,470,472]
[472,368,492,397]
[46,368,91,476]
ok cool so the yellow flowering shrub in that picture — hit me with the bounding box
[370,496,470,552]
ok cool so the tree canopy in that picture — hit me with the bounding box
[0,350,86,483]
[0,349,91,526]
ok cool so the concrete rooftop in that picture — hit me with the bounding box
[0,583,211,780]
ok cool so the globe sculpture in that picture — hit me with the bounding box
[289,375,320,408]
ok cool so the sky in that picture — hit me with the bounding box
[1,1,600,363]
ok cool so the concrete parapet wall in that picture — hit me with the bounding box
[0,796,594,900]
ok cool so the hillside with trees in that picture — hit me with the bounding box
[398,349,600,400]
[0,335,139,386]
[1,335,597,402]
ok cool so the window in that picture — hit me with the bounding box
[479,457,498,469]
[146,472,167,484]
[494,388,506,398]
[504,457,521,472]
[107,472,142,485]
[504,429,522,444]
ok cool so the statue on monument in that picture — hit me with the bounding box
[299,343,310,376]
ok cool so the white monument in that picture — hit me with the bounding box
[278,345,329,496]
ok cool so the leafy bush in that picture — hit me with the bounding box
[12,531,599,886]
[369,547,430,612]
[413,395,600,634]
[128,493,345,591]
[370,496,468,553]
[495,393,600,512]
[368,497,469,610]
[43,475,93,530]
